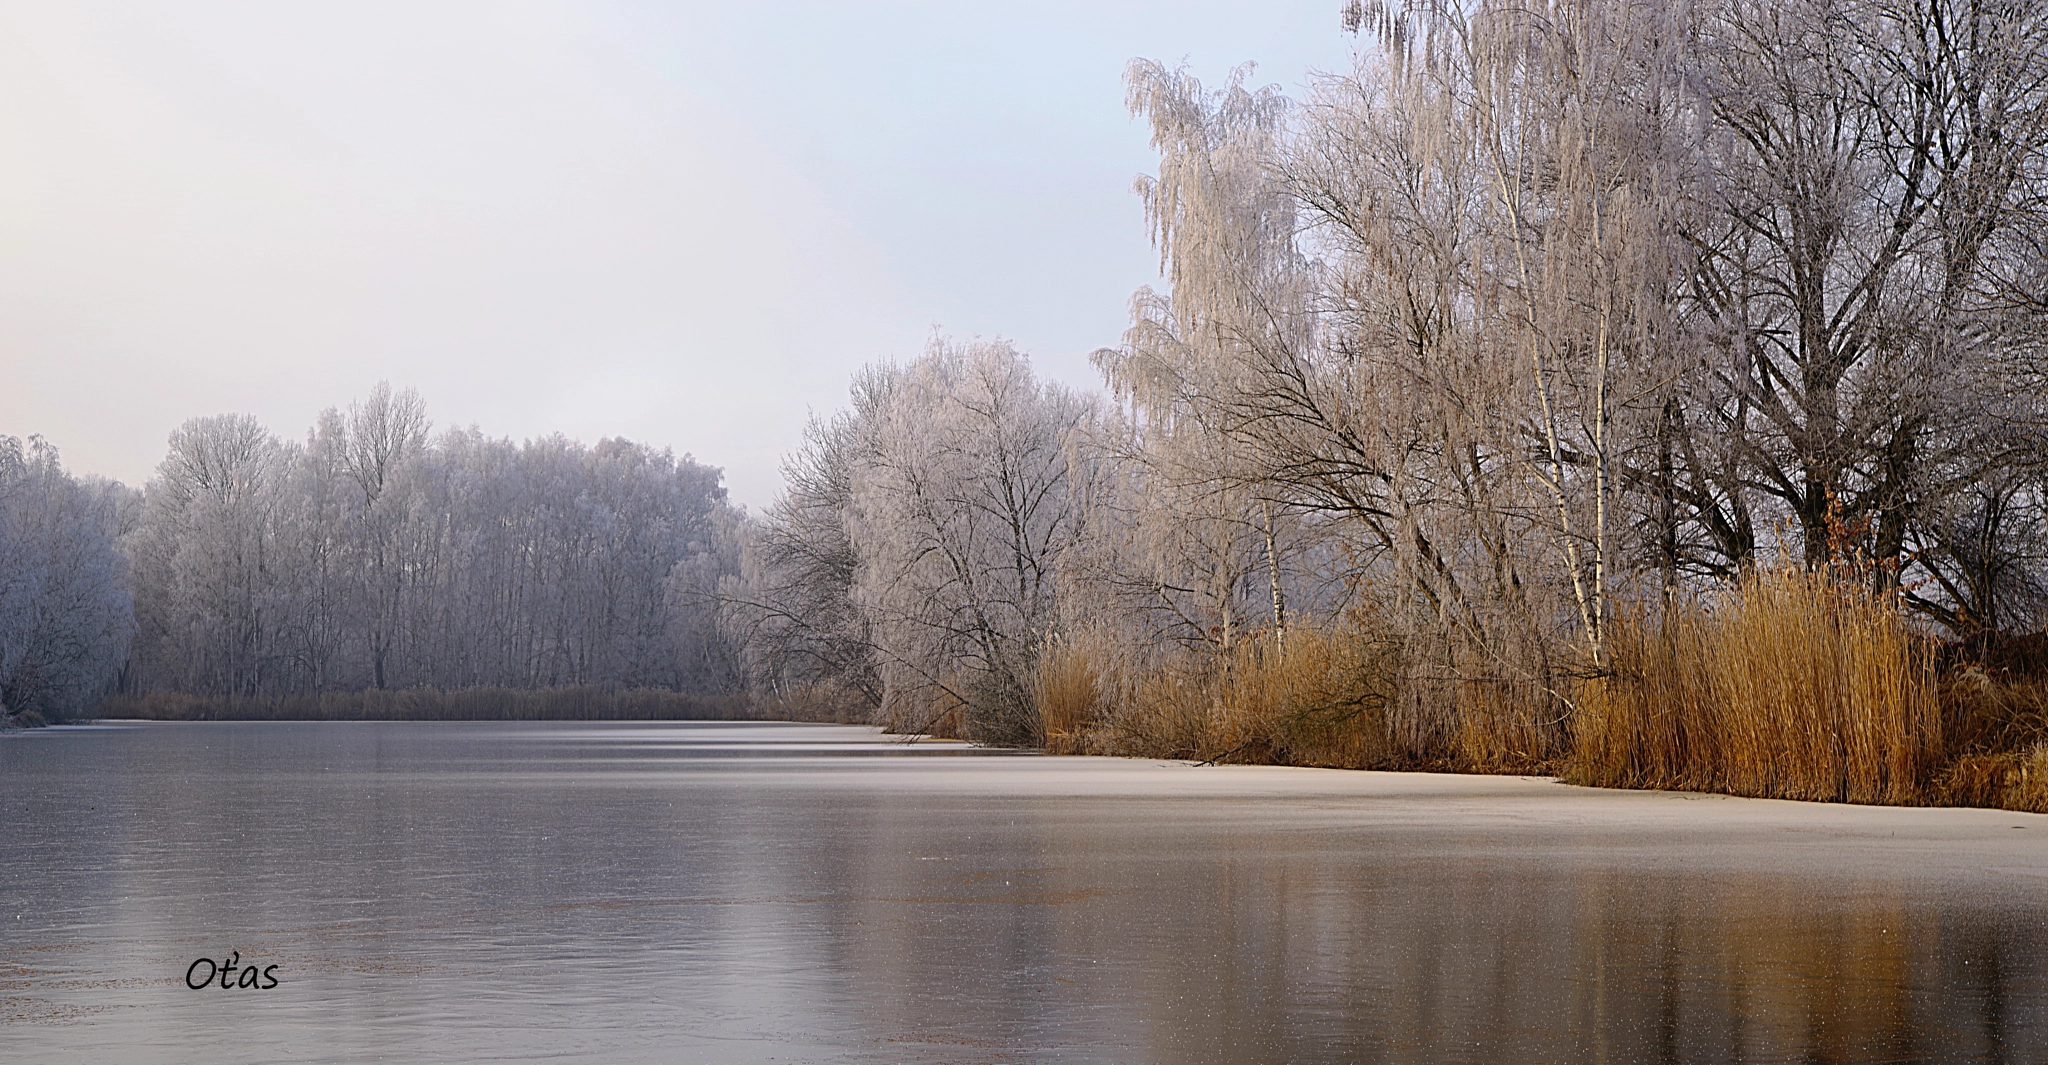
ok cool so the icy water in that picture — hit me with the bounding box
[3,721,2046,1064]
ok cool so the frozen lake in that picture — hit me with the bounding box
[3,720,2045,1063]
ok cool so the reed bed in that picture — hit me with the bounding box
[1927,662,2048,812]
[877,684,970,740]
[1936,747,2048,812]
[98,568,2048,815]
[1567,566,1940,804]
[1031,624,1402,767]
[1027,565,2048,812]
[1400,669,1573,773]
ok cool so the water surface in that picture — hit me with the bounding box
[3,720,2045,1063]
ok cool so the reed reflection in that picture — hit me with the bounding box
[802,797,2046,1064]
[2,722,2040,1065]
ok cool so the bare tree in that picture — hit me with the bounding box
[121,390,741,700]
[0,437,132,721]
[846,339,1100,742]
[723,411,884,713]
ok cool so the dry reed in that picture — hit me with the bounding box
[1025,567,2048,813]
[1032,624,1400,767]
[1033,634,1104,754]
[1927,661,2048,811]
[876,681,968,739]
[1568,565,1940,804]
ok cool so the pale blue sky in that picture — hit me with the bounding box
[0,1,1357,507]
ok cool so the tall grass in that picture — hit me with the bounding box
[1033,634,1103,754]
[1568,565,1940,804]
[1032,624,1401,767]
[877,683,968,739]
[1036,568,2048,811]
[1927,662,2048,812]
[1401,667,1573,772]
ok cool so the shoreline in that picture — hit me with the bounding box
[49,714,2048,818]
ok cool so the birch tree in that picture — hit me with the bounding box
[1095,60,1309,655]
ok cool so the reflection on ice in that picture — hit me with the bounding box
[2,720,2043,1064]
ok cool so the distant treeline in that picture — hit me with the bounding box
[124,385,742,699]
[1,384,757,725]
[98,687,864,723]
[0,436,132,722]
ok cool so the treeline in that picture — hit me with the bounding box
[0,437,132,722]
[1,386,749,724]
[98,688,799,723]
[726,0,2048,810]
[125,385,739,698]
[11,0,2048,811]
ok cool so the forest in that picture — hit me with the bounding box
[6,0,2048,811]
[0,385,746,723]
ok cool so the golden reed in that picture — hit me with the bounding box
[1031,624,1399,767]
[1567,566,1939,804]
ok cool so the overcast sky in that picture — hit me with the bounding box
[0,1,1357,509]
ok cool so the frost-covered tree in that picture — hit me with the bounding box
[1090,60,1309,656]
[1071,0,2048,760]
[848,339,1100,741]
[127,414,285,696]
[723,411,882,714]
[730,339,1098,741]
[1645,0,2048,580]
[0,437,133,721]
[122,388,742,700]
[340,382,429,689]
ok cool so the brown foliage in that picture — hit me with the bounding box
[1926,646,2048,811]
[1935,748,2048,813]
[1040,583,2048,812]
[1568,567,1940,804]
[1030,624,1402,768]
